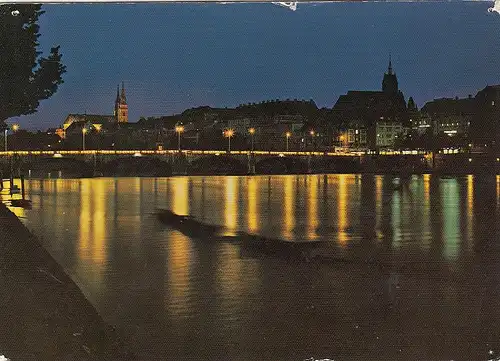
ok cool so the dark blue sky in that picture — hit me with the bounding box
[10,2,500,130]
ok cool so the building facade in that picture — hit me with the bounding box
[376,121,404,147]
[332,58,409,149]
[421,96,474,138]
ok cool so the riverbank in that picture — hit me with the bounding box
[0,202,136,361]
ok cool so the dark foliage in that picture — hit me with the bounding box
[0,5,66,127]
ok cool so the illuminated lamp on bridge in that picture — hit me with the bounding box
[53,153,63,158]
[133,152,142,157]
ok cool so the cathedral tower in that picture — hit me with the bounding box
[382,56,399,95]
[114,82,128,123]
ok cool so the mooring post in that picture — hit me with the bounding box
[21,174,25,200]
[9,156,14,195]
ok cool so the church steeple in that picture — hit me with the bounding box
[382,55,398,95]
[120,81,127,104]
[114,82,128,123]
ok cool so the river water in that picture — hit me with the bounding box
[14,174,500,361]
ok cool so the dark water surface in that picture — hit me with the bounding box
[18,174,500,361]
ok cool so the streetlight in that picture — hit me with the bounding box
[94,125,102,151]
[286,131,291,152]
[82,127,87,151]
[225,129,234,152]
[11,124,19,151]
[175,125,184,151]
[248,127,255,152]
[3,124,19,152]
[310,130,315,151]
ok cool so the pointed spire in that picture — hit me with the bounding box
[388,53,393,75]
[115,85,120,103]
[120,81,127,103]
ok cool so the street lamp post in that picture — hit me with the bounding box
[3,124,19,152]
[286,132,291,152]
[225,129,234,152]
[248,128,255,152]
[310,130,315,151]
[175,125,184,151]
[82,128,87,151]
[11,124,19,151]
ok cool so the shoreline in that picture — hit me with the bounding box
[0,202,136,361]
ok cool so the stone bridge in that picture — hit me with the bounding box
[0,149,492,177]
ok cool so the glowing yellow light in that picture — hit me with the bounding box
[171,177,189,215]
[283,176,295,240]
[82,128,87,134]
[175,125,184,133]
[224,177,238,235]
[339,135,345,141]
[286,132,291,138]
[12,124,19,132]
[247,177,259,233]
[307,176,318,240]
[92,179,107,265]
[310,130,315,136]
[248,128,255,135]
[79,179,91,259]
[225,129,234,138]
[337,175,348,246]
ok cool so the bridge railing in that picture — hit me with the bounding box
[0,149,430,157]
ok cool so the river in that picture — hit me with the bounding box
[13,174,500,361]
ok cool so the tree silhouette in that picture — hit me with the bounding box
[0,5,66,129]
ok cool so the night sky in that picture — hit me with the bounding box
[9,2,500,130]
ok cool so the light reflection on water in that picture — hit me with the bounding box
[18,174,500,361]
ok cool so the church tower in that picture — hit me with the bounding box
[114,82,128,123]
[382,56,399,95]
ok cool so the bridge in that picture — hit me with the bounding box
[0,149,495,177]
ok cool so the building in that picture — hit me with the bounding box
[471,85,500,147]
[62,83,129,137]
[332,58,409,149]
[421,96,475,139]
[63,114,116,135]
[376,121,404,147]
[226,118,252,135]
[114,82,128,123]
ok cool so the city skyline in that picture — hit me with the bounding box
[8,2,500,130]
